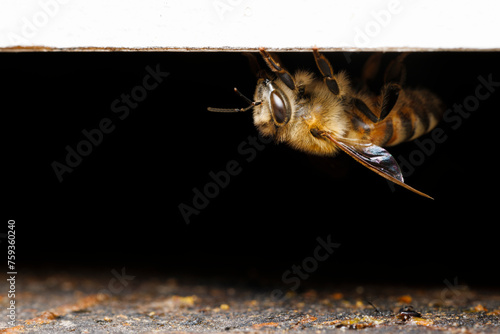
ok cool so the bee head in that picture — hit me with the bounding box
[252,78,295,139]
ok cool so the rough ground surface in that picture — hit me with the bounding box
[1,273,499,333]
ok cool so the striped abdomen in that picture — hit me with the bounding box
[350,88,444,147]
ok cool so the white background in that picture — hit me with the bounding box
[1,0,500,51]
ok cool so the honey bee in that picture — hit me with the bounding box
[208,48,444,198]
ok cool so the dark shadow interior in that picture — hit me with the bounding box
[4,51,499,290]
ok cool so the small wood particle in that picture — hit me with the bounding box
[474,304,488,312]
[398,295,412,304]
[252,322,279,329]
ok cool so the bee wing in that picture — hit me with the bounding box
[321,132,433,199]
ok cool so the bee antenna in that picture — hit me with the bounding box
[207,87,262,113]
[233,87,253,105]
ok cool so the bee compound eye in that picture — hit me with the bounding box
[270,90,288,125]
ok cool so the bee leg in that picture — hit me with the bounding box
[352,98,379,123]
[314,49,379,122]
[379,53,408,121]
[242,52,268,80]
[259,48,296,91]
[312,48,340,95]
[361,53,383,85]
[384,53,408,85]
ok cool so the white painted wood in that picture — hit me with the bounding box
[1,0,499,51]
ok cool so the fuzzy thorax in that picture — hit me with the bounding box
[252,70,353,156]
